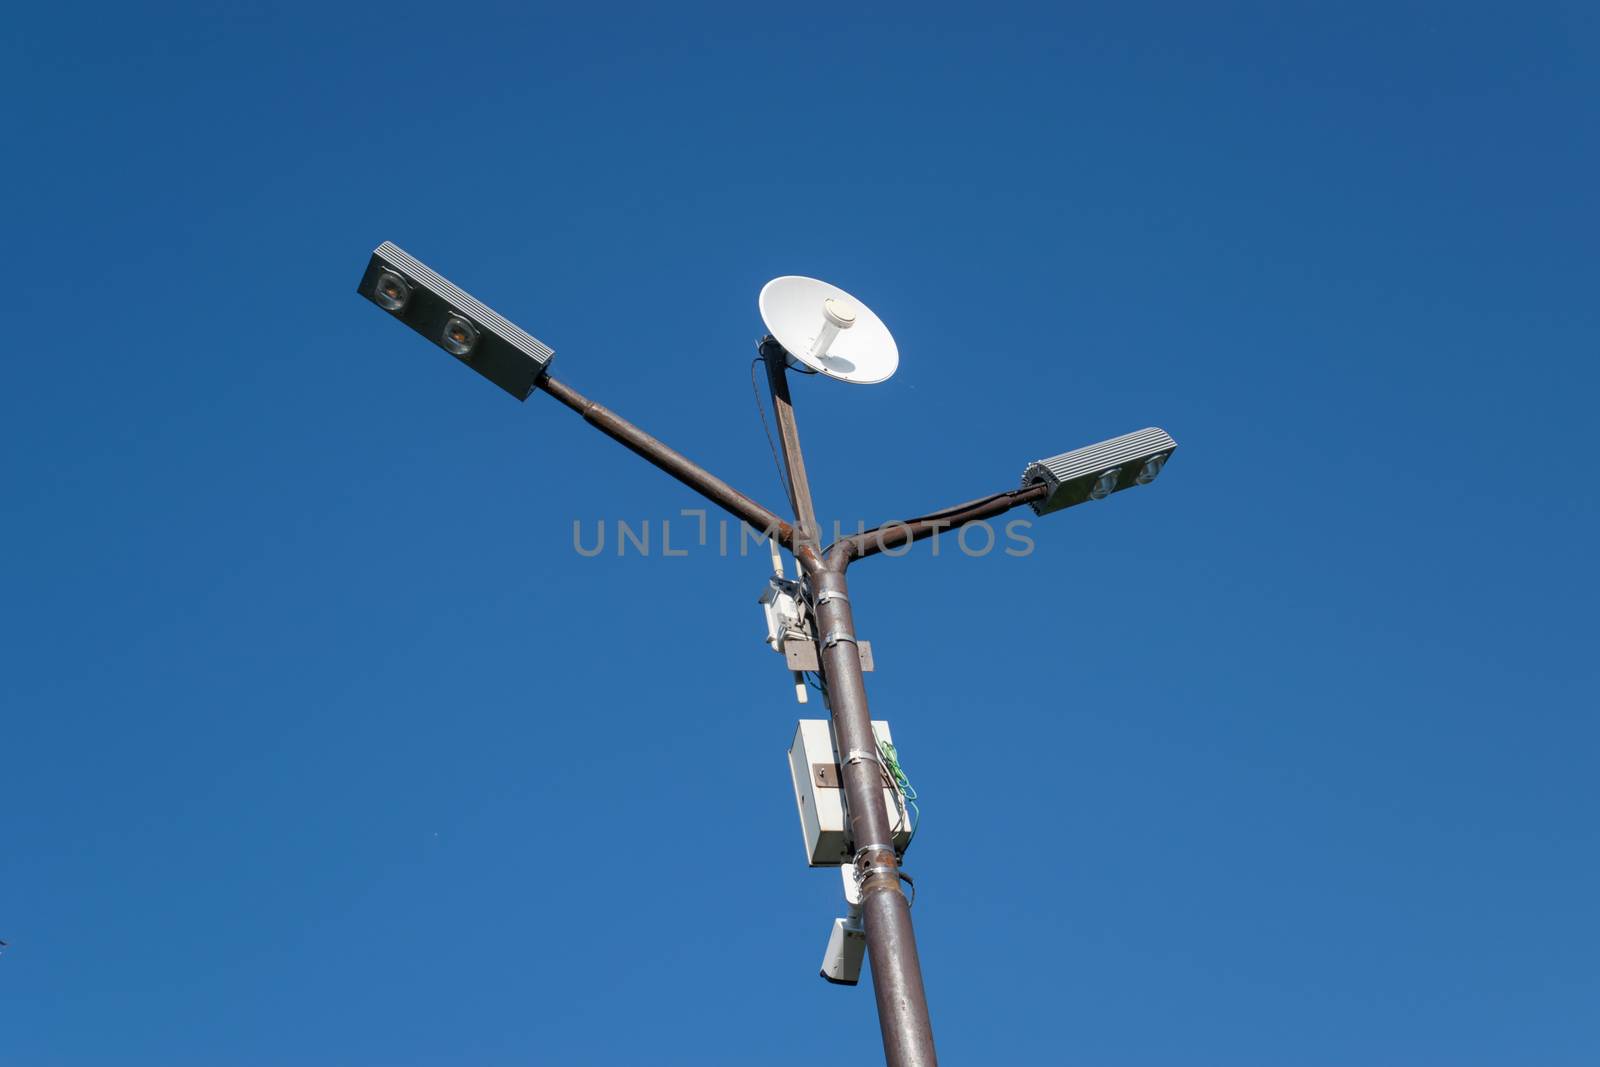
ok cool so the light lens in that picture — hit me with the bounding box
[374,270,410,312]
[1136,453,1167,485]
[441,315,478,358]
[1089,468,1121,501]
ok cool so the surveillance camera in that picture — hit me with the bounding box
[820,864,867,985]
[820,915,867,985]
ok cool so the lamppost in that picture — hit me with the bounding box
[357,242,1177,1067]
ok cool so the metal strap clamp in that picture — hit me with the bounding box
[856,864,900,886]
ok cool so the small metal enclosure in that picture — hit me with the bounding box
[759,577,808,651]
[789,719,911,866]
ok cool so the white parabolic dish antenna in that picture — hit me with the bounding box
[759,276,900,385]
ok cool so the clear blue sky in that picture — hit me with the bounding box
[5,4,1597,1064]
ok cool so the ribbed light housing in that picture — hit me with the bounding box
[1021,427,1177,515]
[357,241,554,400]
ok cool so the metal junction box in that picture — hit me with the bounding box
[788,719,911,866]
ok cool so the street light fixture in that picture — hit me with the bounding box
[356,242,554,400]
[1021,426,1178,515]
[355,242,1178,1067]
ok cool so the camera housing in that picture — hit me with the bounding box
[820,865,867,985]
[820,916,867,985]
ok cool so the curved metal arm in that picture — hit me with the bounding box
[540,375,797,550]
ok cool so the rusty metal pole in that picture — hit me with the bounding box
[758,344,820,554]
[542,375,796,547]
[761,339,939,1067]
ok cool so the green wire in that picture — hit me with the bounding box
[876,736,920,838]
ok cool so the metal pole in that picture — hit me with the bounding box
[541,374,798,549]
[760,338,939,1067]
[759,342,820,555]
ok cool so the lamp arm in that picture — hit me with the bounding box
[541,374,798,550]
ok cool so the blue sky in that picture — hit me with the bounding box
[4,3,1597,1064]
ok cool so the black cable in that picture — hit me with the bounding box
[898,870,916,907]
[888,489,1020,528]
[750,356,795,513]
